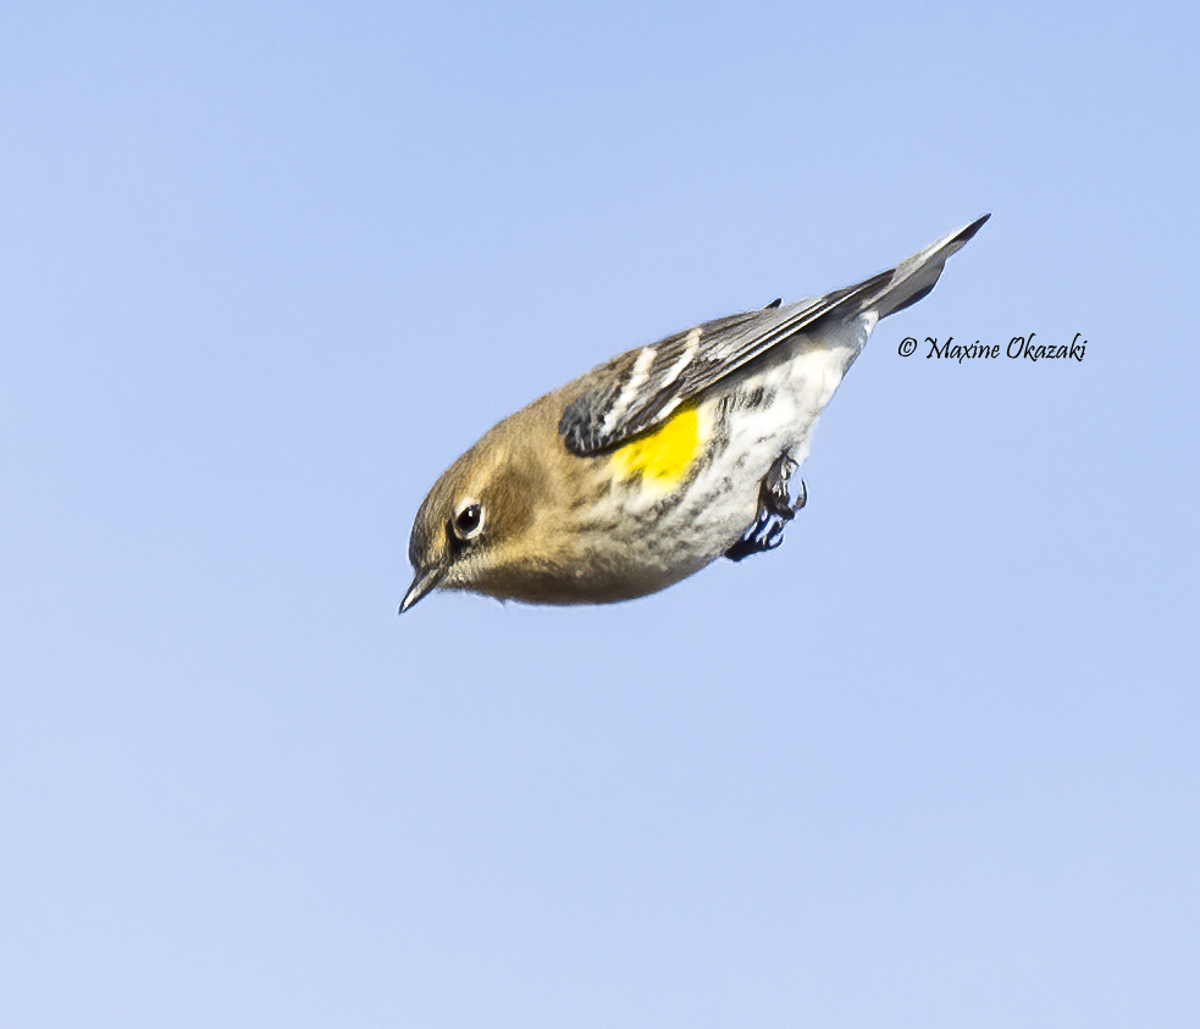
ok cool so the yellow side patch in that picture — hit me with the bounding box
[609,405,701,487]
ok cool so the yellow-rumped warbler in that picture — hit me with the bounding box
[401,216,988,612]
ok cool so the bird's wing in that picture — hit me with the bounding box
[558,214,989,456]
[557,270,891,455]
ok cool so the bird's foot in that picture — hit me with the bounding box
[724,456,806,562]
[762,454,801,519]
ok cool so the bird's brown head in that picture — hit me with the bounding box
[400,425,543,613]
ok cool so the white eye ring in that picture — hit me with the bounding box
[451,499,484,541]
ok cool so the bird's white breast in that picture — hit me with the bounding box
[659,313,875,565]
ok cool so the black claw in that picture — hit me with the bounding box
[723,537,758,562]
[724,509,782,561]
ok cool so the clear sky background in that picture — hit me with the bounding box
[2,3,1197,1027]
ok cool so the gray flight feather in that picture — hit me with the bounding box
[558,214,989,456]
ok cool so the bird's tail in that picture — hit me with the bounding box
[854,214,990,322]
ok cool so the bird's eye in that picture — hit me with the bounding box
[451,502,484,541]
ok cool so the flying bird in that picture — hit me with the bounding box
[401,215,989,612]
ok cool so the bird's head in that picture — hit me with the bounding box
[400,422,544,613]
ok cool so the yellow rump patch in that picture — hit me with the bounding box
[609,405,701,487]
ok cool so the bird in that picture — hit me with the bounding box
[400,215,989,613]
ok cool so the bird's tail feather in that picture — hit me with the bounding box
[850,214,990,322]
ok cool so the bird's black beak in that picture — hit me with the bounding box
[399,563,446,614]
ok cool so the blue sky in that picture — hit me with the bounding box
[2,3,1197,1026]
